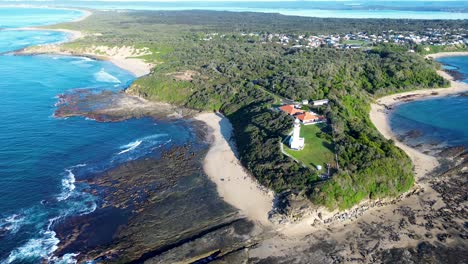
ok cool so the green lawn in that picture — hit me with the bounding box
[284,123,335,171]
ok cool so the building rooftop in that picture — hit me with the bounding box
[279,105,304,116]
[296,112,320,122]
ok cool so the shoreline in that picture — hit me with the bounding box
[260,55,468,237]
[194,54,468,234]
[370,66,468,180]
[194,112,274,227]
[10,8,153,78]
[7,27,85,42]
[15,42,154,78]
[425,51,468,59]
[0,5,92,22]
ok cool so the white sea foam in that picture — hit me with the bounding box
[0,214,25,234]
[117,134,169,155]
[94,68,121,83]
[3,199,95,264]
[79,202,97,216]
[70,163,87,168]
[118,140,142,155]
[57,169,76,201]
[70,58,93,68]
[50,253,79,264]
[142,133,168,141]
[5,218,60,264]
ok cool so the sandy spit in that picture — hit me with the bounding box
[10,9,153,78]
[15,37,153,78]
[194,112,274,227]
[425,51,468,59]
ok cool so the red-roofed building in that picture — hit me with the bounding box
[296,112,326,125]
[279,105,304,116]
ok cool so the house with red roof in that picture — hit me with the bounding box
[279,104,304,116]
[296,111,326,125]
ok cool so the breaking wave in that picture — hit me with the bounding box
[117,134,170,156]
[118,140,142,155]
[94,68,121,83]
[5,217,60,264]
[56,170,76,201]
[0,214,26,235]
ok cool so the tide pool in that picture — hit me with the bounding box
[0,7,194,263]
[390,56,468,149]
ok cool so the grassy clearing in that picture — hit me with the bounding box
[284,123,335,170]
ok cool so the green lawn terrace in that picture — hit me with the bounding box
[283,123,335,176]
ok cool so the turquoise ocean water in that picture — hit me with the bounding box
[390,56,468,148]
[0,4,466,264]
[1,1,468,19]
[0,7,193,263]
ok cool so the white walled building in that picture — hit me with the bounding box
[289,119,305,150]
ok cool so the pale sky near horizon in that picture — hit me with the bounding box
[75,0,465,1]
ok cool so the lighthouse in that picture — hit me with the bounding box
[289,118,305,150]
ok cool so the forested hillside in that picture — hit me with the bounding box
[54,10,452,210]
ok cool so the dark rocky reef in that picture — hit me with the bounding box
[54,88,194,122]
[53,139,265,263]
[444,68,466,82]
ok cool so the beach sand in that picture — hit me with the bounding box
[247,59,468,262]
[194,113,274,227]
[425,51,468,59]
[370,69,468,177]
[16,37,154,78]
[12,9,153,78]
[11,8,466,258]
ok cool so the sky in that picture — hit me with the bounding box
[69,0,463,1]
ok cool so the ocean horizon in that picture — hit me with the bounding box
[0,3,466,263]
[0,8,195,263]
[1,1,468,19]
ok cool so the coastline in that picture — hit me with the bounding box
[249,58,468,259]
[8,27,84,42]
[11,9,153,78]
[194,54,468,233]
[425,51,468,59]
[194,112,274,227]
[16,44,154,78]
[370,67,468,179]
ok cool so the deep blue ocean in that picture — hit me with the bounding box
[0,4,467,264]
[0,7,193,263]
[390,56,468,148]
[1,1,468,19]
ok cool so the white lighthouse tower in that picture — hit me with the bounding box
[289,118,305,150]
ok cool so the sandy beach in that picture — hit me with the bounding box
[370,69,468,179]
[15,36,154,78]
[248,60,468,261]
[194,113,274,227]
[425,51,468,59]
[11,9,153,78]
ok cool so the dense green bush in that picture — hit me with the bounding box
[59,10,452,210]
